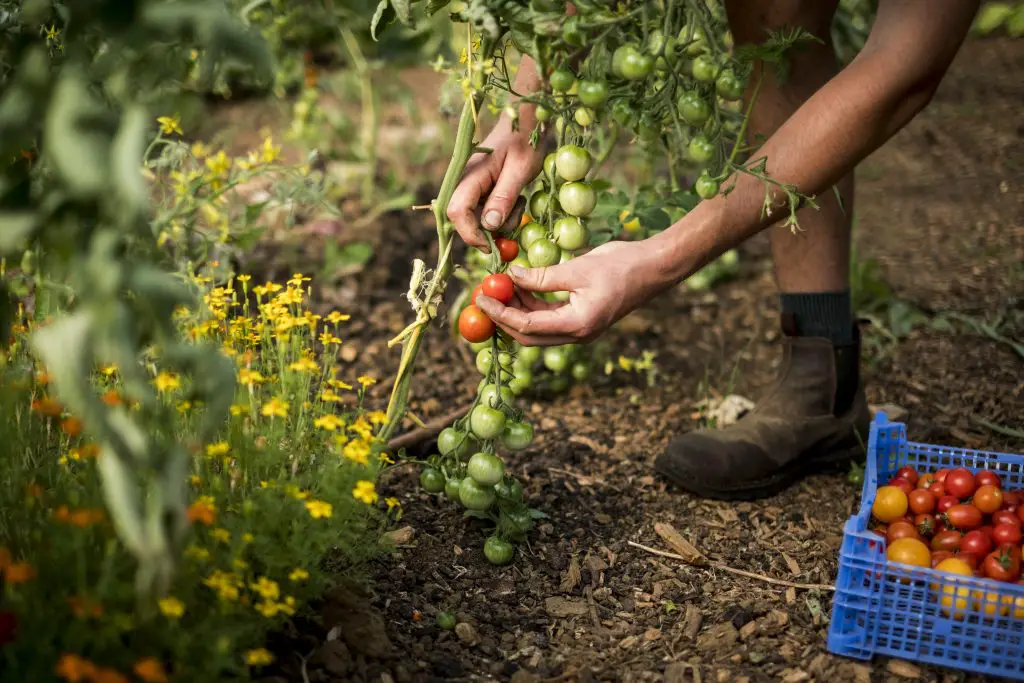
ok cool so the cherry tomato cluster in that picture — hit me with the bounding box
[873,465,1024,617]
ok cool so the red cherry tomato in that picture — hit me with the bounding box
[973,485,1003,515]
[931,550,955,567]
[481,273,515,305]
[937,495,959,514]
[935,469,951,483]
[908,489,935,515]
[975,470,1001,489]
[994,510,1022,529]
[978,525,995,541]
[931,529,963,552]
[944,504,983,530]
[993,523,1023,545]
[895,466,919,486]
[957,552,980,570]
[886,521,920,543]
[1002,491,1022,510]
[1018,505,1024,526]
[961,530,993,557]
[914,513,937,538]
[917,473,936,490]
[887,477,914,495]
[983,545,1022,582]
[945,468,977,499]
[928,482,946,498]
[471,284,485,306]
[495,237,520,263]
[458,305,495,343]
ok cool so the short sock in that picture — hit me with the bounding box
[779,290,855,346]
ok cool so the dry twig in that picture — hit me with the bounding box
[385,405,471,452]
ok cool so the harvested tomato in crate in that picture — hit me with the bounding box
[828,412,1024,679]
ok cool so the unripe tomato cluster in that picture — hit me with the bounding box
[872,465,1024,619]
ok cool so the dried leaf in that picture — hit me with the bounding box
[782,552,801,576]
[559,555,582,593]
[653,522,708,566]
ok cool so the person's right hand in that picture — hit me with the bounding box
[446,117,547,252]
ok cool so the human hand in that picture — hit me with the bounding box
[473,241,670,347]
[446,119,547,252]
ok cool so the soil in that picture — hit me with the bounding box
[232,36,1022,683]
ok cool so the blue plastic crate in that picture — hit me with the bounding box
[827,412,1024,679]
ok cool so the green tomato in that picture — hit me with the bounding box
[559,249,575,265]
[518,345,542,366]
[678,90,711,126]
[502,421,535,451]
[494,478,524,501]
[555,145,592,182]
[680,25,707,56]
[469,339,490,353]
[519,222,548,249]
[549,68,575,93]
[695,171,719,199]
[470,405,506,440]
[459,477,497,511]
[543,347,571,374]
[445,477,463,503]
[571,362,591,382]
[548,375,570,394]
[508,370,533,395]
[537,106,552,124]
[552,290,570,302]
[613,45,653,81]
[528,238,561,268]
[612,100,638,129]
[578,80,609,109]
[555,115,566,138]
[438,427,472,458]
[484,535,515,565]
[437,611,457,630]
[715,68,744,101]
[558,182,597,217]
[648,29,667,56]
[467,452,505,486]
[510,252,532,271]
[475,348,494,375]
[553,216,589,251]
[543,153,557,180]
[692,54,719,83]
[529,191,553,219]
[574,107,595,128]
[505,509,534,534]
[687,134,715,164]
[479,383,514,408]
[420,467,446,493]
[562,15,585,46]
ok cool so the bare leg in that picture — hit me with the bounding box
[724,0,853,293]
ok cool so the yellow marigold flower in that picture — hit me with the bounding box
[284,485,309,500]
[233,558,248,570]
[176,400,192,413]
[229,403,249,417]
[153,372,181,393]
[206,441,230,457]
[5,561,36,583]
[288,356,319,373]
[156,115,183,136]
[204,570,243,601]
[237,274,252,283]
[205,150,231,177]
[255,600,280,618]
[366,410,388,425]
[349,418,373,440]
[191,141,209,159]
[55,653,98,682]
[245,649,274,666]
[328,378,353,391]
[158,597,185,620]
[189,475,201,486]
[133,657,169,683]
[305,500,333,519]
[251,576,280,601]
[289,568,309,582]
[239,368,265,385]
[385,497,400,510]
[357,375,376,388]
[242,533,254,544]
[211,528,231,544]
[313,414,344,431]
[185,545,210,562]
[326,311,350,325]
[352,481,378,505]
[319,331,342,346]
[320,389,343,403]
[99,363,118,376]
[262,137,281,163]
[261,396,289,418]
[343,440,370,465]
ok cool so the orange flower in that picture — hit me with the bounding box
[31,397,63,417]
[25,483,43,499]
[61,417,84,437]
[67,596,104,619]
[0,547,10,570]
[92,667,130,683]
[101,390,122,406]
[69,508,105,527]
[77,444,100,459]
[53,505,71,522]
[5,562,35,583]
[186,500,215,526]
[36,370,51,385]
[55,654,97,683]
[133,658,169,683]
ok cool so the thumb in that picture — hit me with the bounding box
[480,158,535,231]
[509,261,577,293]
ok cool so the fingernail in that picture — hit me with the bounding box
[510,266,526,278]
[482,210,503,229]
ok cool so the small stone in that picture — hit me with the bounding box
[738,621,758,641]
[382,526,416,547]
[716,670,731,682]
[696,622,738,652]
[619,635,639,649]
[545,596,589,617]
[643,628,661,641]
[780,669,809,683]
[595,513,612,525]
[886,659,922,679]
[455,622,479,646]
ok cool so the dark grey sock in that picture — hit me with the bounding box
[779,290,855,345]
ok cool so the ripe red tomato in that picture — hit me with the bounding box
[908,489,935,515]
[975,470,1001,489]
[945,468,977,499]
[1002,491,1022,510]
[1018,505,1024,525]
[895,466,919,486]
[930,550,955,567]
[957,552,980,570]
[983,545,1022,582]
[495,237,519,263]
[886,521,920,543]
[994,510,1022,529]
[961,530,993,557]
[481,273,515,304]
[459,305,495,343]
[973,485,1003,515]
[935,469,951,483]
[928,482,947,498]
[937,495,959,514]
[944,504,983,530]
[978,525,994,540]
[914,513,937,538]
[931,530,963,552]
[993,523,1023,545]
[471,284,485,306]
[887,477,914,495]
[917,473,936,490]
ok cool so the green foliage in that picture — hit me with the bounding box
[973,2,1024,36]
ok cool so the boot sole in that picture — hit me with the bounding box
[661,443,865,502]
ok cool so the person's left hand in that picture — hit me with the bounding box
[473,240,670,347]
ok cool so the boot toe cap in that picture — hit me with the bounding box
[656,431,776,492]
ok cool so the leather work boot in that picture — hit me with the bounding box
[655,313,872,500]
